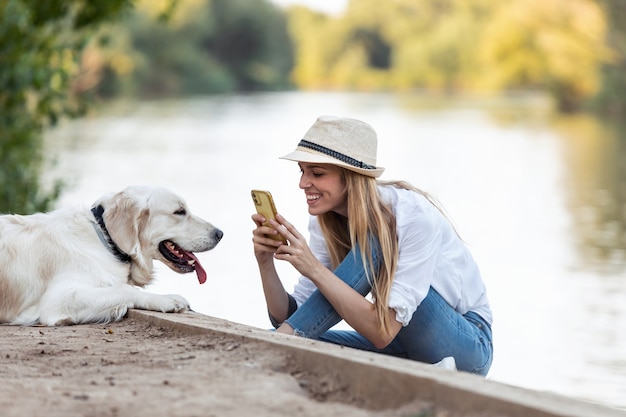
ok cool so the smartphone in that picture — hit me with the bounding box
[251,190,287,243]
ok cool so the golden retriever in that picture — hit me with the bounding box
[0,186,223,326]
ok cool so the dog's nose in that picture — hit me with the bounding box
[214,229,224,242]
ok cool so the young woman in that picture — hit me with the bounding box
[251,115,493,375]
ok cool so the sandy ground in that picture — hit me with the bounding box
[0,315,452,417]
[3,311,623,417]
[2,311,624,417]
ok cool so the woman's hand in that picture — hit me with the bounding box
[251,213,285,263]
[266,213,402,347]
[270,214,325,280]
[251,213,291,324]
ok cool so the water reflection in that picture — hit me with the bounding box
[556,116,626,273]
[43,92,626,410]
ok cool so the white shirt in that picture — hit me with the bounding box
[291,185,492,327]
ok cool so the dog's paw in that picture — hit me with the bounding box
[157,294,190,313]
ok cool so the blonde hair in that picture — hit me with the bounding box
[318,170,397,335]
[318,172,453,336]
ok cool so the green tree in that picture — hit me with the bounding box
[96,0,294,98]
[478,0,610,112]
[287,0,611,111]
[0,0,133,214]
[288,6,349,89]
[591,0,626,119]
[288,0,496,91]
[382,0,493,92]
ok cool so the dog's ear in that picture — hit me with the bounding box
[100,190,150,259]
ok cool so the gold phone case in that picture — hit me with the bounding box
[251,190,287,243]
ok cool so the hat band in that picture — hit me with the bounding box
[298,140,376,170]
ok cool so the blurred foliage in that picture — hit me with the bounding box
[2,0,624,214]
[590,0,626,119]
[93,0,294,97]
[289,0,494,92]
[0,0,133,214]
[286,0,613,113]
[0,0,292,214]
[94,0,619,117]
[479,0,609,112]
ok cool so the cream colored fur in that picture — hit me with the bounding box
[0,186,222,326]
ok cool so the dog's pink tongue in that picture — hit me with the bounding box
[188,252,207,284]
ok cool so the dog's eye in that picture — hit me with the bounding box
[174,209,186,216]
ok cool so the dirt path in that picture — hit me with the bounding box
[1,316,441,417]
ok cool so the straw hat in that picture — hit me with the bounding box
[280,115,385,178]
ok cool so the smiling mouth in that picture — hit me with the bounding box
[158,240,207,284]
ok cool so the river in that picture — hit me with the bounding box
[44,91,626,411]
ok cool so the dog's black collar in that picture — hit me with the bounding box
[91,205,132,264]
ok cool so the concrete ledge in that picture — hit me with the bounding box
[129,310,625,417]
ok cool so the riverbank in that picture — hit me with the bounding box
[1,310,623,417]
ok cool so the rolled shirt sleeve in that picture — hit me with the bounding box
[383,186,491,326]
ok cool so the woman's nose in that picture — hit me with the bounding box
[299,175,310,189]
